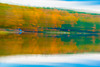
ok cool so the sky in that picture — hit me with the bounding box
[0,0,100,14]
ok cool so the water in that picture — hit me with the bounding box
[0,33,100,67]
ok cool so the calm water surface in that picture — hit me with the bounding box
[0,33,100,67]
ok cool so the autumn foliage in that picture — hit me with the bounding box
[0,3,100,31]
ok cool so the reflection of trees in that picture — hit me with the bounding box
[0,34,100,56]
[60,35,100,53]
[0,34,78,55]
[60,35,100,45]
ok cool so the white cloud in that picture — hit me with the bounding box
[0,0,100,14]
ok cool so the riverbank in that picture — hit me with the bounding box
[0,31,9,35]
[0,28,23,35]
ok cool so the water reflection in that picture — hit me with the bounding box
[0,54,100,67]
[0,33,100,56]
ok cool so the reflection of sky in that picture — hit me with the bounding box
[0,0,100,13]
[0,62,100,67]
[61,0,100,1]
[0,54,100,67]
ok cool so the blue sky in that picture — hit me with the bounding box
[61,0,100,5]
[0,0,100,13]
